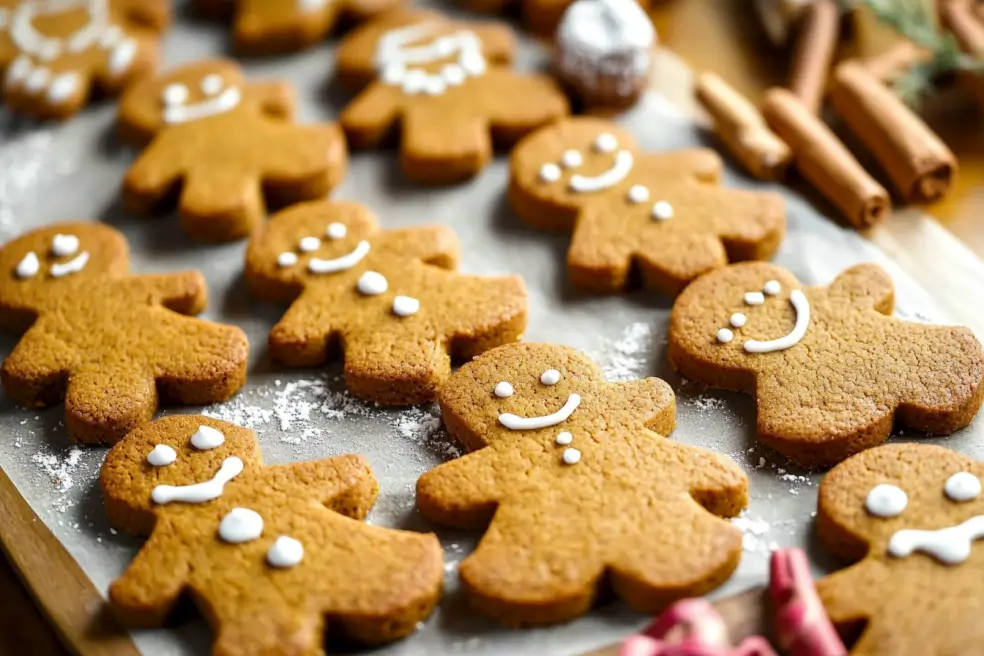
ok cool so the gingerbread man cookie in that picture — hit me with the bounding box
[816,443,984,655]
[195,0,403,55]
[509,118,786,296]
[119,58,348,242]
[0,223,249,444]
[668,262,984,468]
[416,342,748,626]
[336,9,569,184]
[245,200,528,405]
[104,415,444,651]
[0,0,169,119]
[461,0,652,37]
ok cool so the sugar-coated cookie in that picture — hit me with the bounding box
[817,443,984,656]
[0,223,249,445]
[119,58,348,242]
[104,415,444,651]
[0,0,169,119]
[668,262,984,468]
[337,9,569,184]
[245,200,528,405]
[416,342,748,626]
[509,117,786,295]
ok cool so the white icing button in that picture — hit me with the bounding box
[764,280,782,296]
[277,252,298,268]
[562,448,581,465]
[556,431,573,446]
[381,62,405,85]
[218,507,264,544]
[540,163,561,183]
[424,75,446,95]
[298,236,321,253]
[39,40,61,61]
[561,150,583,169]
[162,83,188,106]
[494,381,514,398]
[594,133,618,153]
[716,328,734,343]
[627,185,650,204]
[201,74,223,96]
[946,472,982,502]
[25,67,50,92]
[730,313,747,328]
[357,271,388,295]
[15,252,40,278]
[392,295,420,317]
[146,444,177,467]
[540,369,561,385]
[866,484,908,518]
[51,234,79,257]
[326,222,347,240]
[744,291,765,306]
[47,72,79,105]
[651,201,674,221]
[99,25,124,48]
[267,536,304,568]
[191,425,225,450]
[6,56,31,86]
[109,39,137,76]
[442,63,466,85]
[402,69,428,94]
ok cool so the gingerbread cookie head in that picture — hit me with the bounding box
[0,222,129,327]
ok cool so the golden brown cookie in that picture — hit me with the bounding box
[816,443,984,656]
[119,58,348,243]
[0,0,169,120]
[668,262,984,468]
[336,9,569,185]
[461,0,652,37]
[245,200,528,405]
[509,117,787,295]
[104,415,444,650]
[194,0,402,55]
[416,342,748,626]
[0,222,249,444]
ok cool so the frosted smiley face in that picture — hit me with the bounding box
[142,424,244,505]
[161,73,241,125]
[714,279,811,353]
[374,22,487,96]
[494,367,583,465]
[12,232,91,280]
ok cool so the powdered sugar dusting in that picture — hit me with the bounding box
[30,446,88,512]
[0,122,74,239]
[732,512,772,554]
[593,322,652,381]
[390,405,462,460]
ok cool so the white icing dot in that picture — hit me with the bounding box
[162,83,188,106]
[108,39,137,76]
[218,507,264,544]
[6,56,31,86]
[730,313,747,328]
[764,280,782,296]
[594,133,618,153]
[267,536,304,568]
[402,69,428,94]
[494,381,514,398]
[460,50,486,76]
[39,40,61,61]
[424,75,446,95]
[47,72,80,105]
[716,328,734,343]
[540,163,561,183]
[357,271,388,295]
[651,201,674,221]
[744,291,765,306]
[146,444,177,467]
[277,252,298,268]
[15,252,39,279]
[326,222,347,240]
[561,150,583,169]
[51,233,79,257]
[99,26,123,48]
[556,431,573,445]
[442,63,466,85]
[392,295,420,317]
[562,448,581,465]
[540,369,561,385]
[628,185,650,204]
[298,236,321,253]
[190,425,225,450]
[945,472,982,502]
[866,484,908,518]
[25,67,50,92]
[381,61,405,85]
[201,74,223,96]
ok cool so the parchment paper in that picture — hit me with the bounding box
[0,4,982,655]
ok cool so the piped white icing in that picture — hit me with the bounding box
[764,280,782,295]
[946,472,981,502]
[556,431,573,445]
[539,163,561,183]
[298,236,321,253]
[730,313,747,328]
[889,516,984,565]
[569,150,633,193]
[357,271,388,295]
[163,87,241,124]
[51,233,79,257]
[716,328,733,344]
[307,240,370,274]
[562,448,581,465]
[162,83,189,106]
[200,74,223,95]
[278,252,299,268]
[267,535,304,567]
[146,444,177,467]
[494,381,514,398]
[744,292,765,306]
[47,72,79,105]
[326,222,347,240]
[49,251,89,277]
[152,456,243,505]
[561,150,583,168]
[107,38,136,76]
[499,393,581,430]
[218,507,263,544]
[865,483,907,518]
[375,24,487,96]
[540,369,561,385]
[651,201,674,221]
[743,290,811,353]
[15,251,40,278]
[190,425,225,450]
[392,295,420,317]
[627,185,649,204]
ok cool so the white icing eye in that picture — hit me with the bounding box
[764,280,782,296]
[15,252,39,279]
[627,185,650,204]
[556,431,572,445]
[745,291,765,306]
[277,252,298,268]
[494,381,514,398]
[191,425,225,450]
[540,369,561,385]
[561,150,583,169]
[218,507,263,544]
[651,201,674,221]
[326,222,347,240]
[357,271,388,295]
[594,133,618,153]
[716,328,734,343]
[201,74,223,96]
[866,483,908,518]
[945,472,981,502]
[540,163,561,183]
[562,448,581,464]
[392,295,420,317]
[146,444,177,467]
[730,313,747,328]
[298,236,321,253]
[162,83,188,106]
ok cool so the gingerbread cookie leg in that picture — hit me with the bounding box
[339,85,404,149]
[66,367,159,445]
[416,448,508,527]
[109,527,190,626]
[344,332,453,405]
[179,166,266,242]
[268,293,339,368]
[261,123,349,208]
[400,106,494,184]
[0,329,75,409]
[152,316,249,406]
[233,0,341,55]
[123,136,188,215]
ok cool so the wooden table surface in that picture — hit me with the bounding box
[2,2,983,655]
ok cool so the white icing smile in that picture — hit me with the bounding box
[151,456,243,505]
[306,240,370,274]
[889,516,984,565]
[569,150,634,193]
[498,393,581,430]
[375,23,486,96]
[163,85,241,125]
[49,251,89,278]
[743,290,811,354]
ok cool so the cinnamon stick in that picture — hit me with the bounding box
[695,72,793,181]
[830,61,956,203]
[861,41,933,83]
[788,0,841,114]
[943,0,984,54]
[761,87,891,229]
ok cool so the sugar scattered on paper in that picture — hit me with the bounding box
[732,513,772,554]
[592,322,652,381]
[30,446,89,512]
[390,405,462,460]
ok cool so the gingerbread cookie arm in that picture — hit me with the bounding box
[479,70,570,146]
[825,263,894,313]
[269,290,339,367]
[339,84,404,149]
[65,367,159,444]
[400,105,495,184]
[0,323,75,410]
[416,448,509,529]
[259,122,348,207]
[116,0,173,31]
[256,454,379,520]
[109,522,191,626]
[605,378,677,435]
[815,565,877,627]
[123,132,190,214]
[374,225,461,268]
[118,272,209,315]
[233,0,341,54]
[443,273,528,360]
[246,80,296,120]
[344,330,454,404]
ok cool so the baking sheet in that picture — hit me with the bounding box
[1,4,983,655]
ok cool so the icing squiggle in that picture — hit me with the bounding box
[152,456,244,505]
[306,240,370,274]
[163,87,241,124]
[743,290,811,353]
[889,515,984,565]
[498,393,582,430]
[569,150,634,193]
